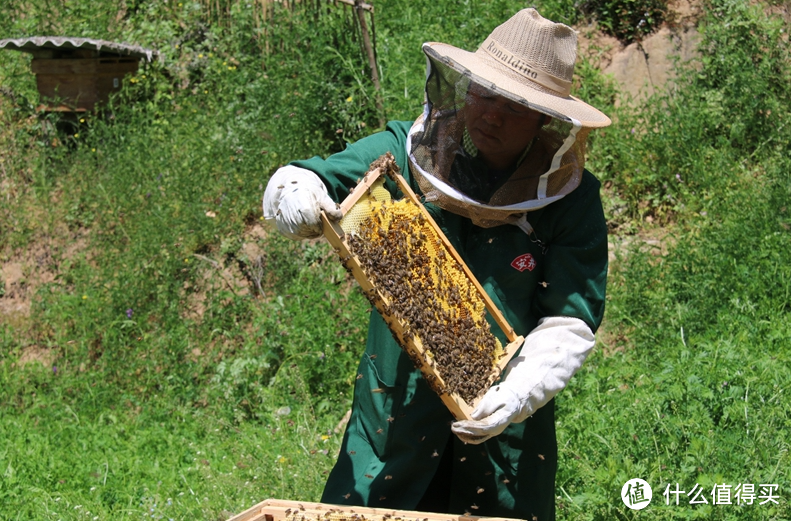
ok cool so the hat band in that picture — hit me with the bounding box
[478,37,572,97]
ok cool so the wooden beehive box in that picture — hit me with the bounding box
[227,499,524,521]
[320,154,524,420]
[0,37,157,112]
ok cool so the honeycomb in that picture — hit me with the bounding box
[346,196,503,404]
[323,154,521,410]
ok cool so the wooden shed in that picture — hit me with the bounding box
[0,36,157,112]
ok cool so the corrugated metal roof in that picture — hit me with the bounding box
[0,36,157,61]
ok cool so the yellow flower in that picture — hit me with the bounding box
[82,295,88,300]
[73,133,79,138]
[198,54,203,58]
[91,148,96,152]
[278,456,287,464]
[79,118,85,123]
[346,96,353,103]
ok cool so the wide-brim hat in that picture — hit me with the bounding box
[423,8,611,128]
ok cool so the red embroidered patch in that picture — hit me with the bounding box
[511,253,536,272]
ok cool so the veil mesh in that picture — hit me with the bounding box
[407,55,591,228]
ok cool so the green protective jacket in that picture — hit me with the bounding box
[293,121,607,520]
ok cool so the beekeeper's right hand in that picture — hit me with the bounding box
[263,165,342,240]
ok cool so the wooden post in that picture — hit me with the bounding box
[353,0,385,128]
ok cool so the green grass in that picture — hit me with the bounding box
[1,0,790,519]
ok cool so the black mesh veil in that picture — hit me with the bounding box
[407,53,590,228]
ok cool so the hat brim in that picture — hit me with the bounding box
[424,42,611,128]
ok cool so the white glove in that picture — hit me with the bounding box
[263,165,342,240]
[451,316,595,444]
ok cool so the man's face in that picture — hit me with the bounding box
[464,83,547,170]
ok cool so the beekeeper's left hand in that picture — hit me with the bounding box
[451,316,595,444]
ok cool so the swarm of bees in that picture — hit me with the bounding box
[343,178,502,406]
[321,154,523,418]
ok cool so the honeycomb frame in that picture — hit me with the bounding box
[320,154,524,420]
[227,499,525,521]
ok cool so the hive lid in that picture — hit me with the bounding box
[0,36,157,62]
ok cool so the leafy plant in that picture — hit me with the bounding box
[580,0,669,43]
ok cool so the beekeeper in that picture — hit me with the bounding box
[263,9,610,520]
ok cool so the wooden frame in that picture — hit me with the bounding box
[227,499,524,521]
[321,162,523,420]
